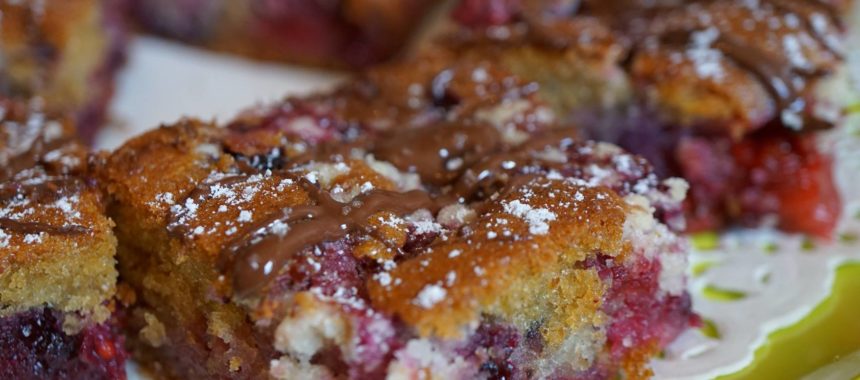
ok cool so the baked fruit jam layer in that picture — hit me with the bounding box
[450,0,848,238]
[101,51,695,378]
[0,99,125,379]
[131,0,435,67]
[0,308,127,380]
[0,0,129,143]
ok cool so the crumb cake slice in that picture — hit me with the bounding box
[102,61,695,379]
[0,0,129,143]
[131,0,435,68]
[0,99,126,379]
[448,0,851,237]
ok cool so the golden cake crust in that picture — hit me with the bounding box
[98,120,224,242]
[369,179,628,339]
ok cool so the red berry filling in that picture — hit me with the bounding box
[453,0,522,27]
[678,128,840,237]
[249,1,377,67]
[0,308,127,380]
[730,129,840,237]
[458,321,522,379]
[586,254,698,365]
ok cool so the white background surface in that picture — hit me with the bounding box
[95,37,345,151]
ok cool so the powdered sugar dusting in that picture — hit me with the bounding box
[502,199,557,235]
[414,284,447,308]
[687,27,726,81]
[782,34,811,70]
[0,227,9,249]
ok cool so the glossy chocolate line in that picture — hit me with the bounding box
[292,121,506,188]
[217,121,581,296]
[452,128,579,200]
[0,103,77,183]
[682,32,798,109]
[373,122,502,186]
[369,123,577,200]
[1,135,72,183]
[766,0,844,57]
[711,34,827,126]
[216,119,506,296]
[0,177,82,203]
[577,0,840,128]
[222,178,438,298]
[0,218,91,236]
[656,28,829,128]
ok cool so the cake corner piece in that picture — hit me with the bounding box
[104,66,696,378]
[0,98,126,379]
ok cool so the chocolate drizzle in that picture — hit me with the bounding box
[293,121,507,187]
[218,124,596,296]
[203,116,584,297]
[373,122,503,186]
[0,218,90,236]
[0,101,93,239]
[0,176,90,237]
[0,126,74,183]
[657,29,820,127]
[767,0,845,56]
[536,0,843,130]
[0,177,82,204]
[453,128,579,200]
[221,178,438,298]
[630,0,841,129]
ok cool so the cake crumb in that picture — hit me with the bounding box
[140,312,167,348]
